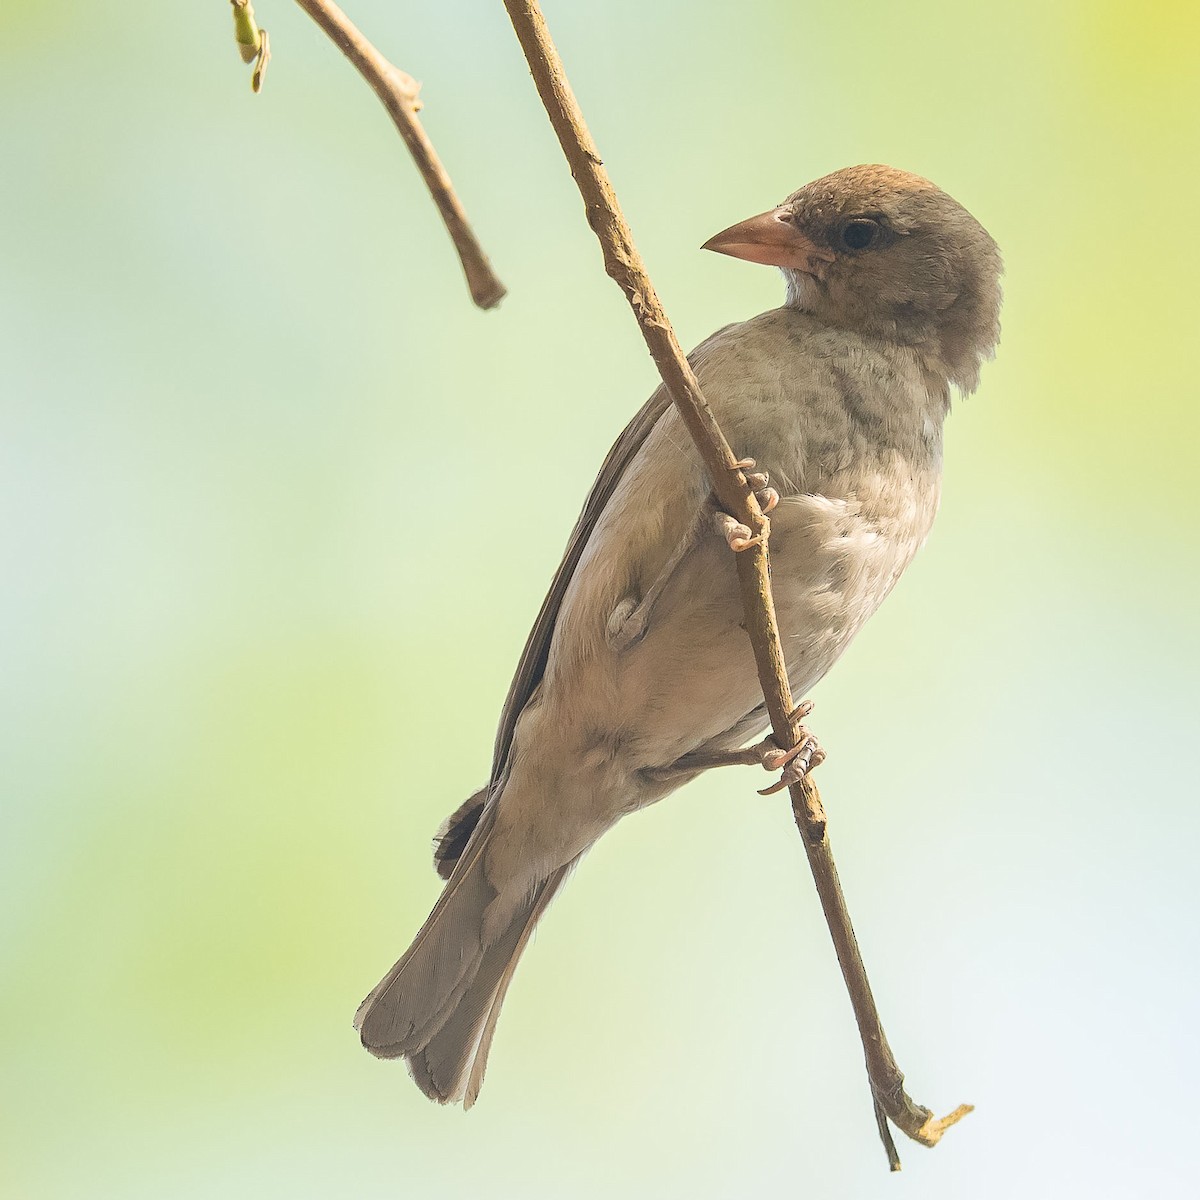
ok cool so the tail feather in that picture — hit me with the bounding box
[462,861,573,1107]
[406,897,536,1103]
[410,861,573,1107]
[356,805,570,1106]
[354,803,500,1043]
[355,849,496,1055]
[432,787,488,880]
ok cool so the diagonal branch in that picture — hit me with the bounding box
[293,0,506,309]
[501,0,971,1169]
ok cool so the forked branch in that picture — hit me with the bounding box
[500,0,971,1169]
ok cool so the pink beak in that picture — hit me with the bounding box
[702,208,836,277]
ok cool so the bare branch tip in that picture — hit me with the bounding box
[471,279,508,310]
[873,1098,903,1171]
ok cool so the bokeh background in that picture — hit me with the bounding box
[3,1,1198,1196]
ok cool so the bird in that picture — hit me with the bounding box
[354,164,1003,1106]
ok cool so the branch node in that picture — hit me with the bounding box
[914,1103,975,1146]
[385,65,423,109]
[790,779,827,839]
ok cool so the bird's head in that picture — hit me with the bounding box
[703,164,1002,393]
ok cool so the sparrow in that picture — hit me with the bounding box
[355,164,1003,1106]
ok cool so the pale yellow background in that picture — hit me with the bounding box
[2,1,1197,1196]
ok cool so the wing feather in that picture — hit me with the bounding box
[486,323,741,786]
[486,387,672,781]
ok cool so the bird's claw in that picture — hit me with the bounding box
[745,469,779,514]
[755,704,824,794]
[758,735,825,795]
[713,461,778,546]
[643,701,822,789]
[711,509,761,552]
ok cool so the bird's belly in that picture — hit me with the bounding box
[615,491,930,772]
[493,489,933,879]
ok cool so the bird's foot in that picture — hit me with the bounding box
[756,728,825,795]
[744,700,826,794]
[711,509,760,552]
[712,460,779,550]
[643,700,824,790]
[744,466,780,515]
[730,457,780,512]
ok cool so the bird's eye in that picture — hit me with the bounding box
[839,219,882,251]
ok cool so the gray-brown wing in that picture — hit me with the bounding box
[432,326,738,877]
[488,385,673,782]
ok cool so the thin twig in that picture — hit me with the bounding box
[293,0,506,309]
[501,0,970,1168]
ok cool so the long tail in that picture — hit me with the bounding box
[355,806,570,1107]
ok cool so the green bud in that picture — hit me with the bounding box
[231,0,262,65]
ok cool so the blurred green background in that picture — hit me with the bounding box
[2,1,1198,1196]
